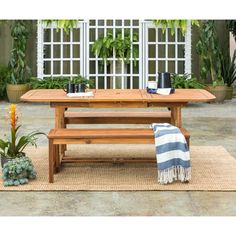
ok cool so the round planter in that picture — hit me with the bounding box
[1,152,26,168]
[225,86,233,100]
[207,85,227,103]
[1,156,14,168]
[6,83,30,103]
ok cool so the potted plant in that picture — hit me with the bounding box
[92,29,138,66]
[92,29,138,88]
[171,73,205,89]
[226,20,236,98]
[72,75,95,89]
[196,20,227,103]
[2,155,37,186]
[6,20,31,103]
[0,104,44,168]
[227,20,236,41]
[0,64,9,100]
[30,75,95,90]
[221,50,236,99]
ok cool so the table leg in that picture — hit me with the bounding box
[55,106,66,170]
[170,107,182,128]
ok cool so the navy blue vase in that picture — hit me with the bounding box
[158,72,172,88]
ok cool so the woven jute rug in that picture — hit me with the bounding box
[0,145,236,191]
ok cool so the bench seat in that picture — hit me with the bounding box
[64,111,171,124]
[48,128,189,145]
[47,127,190,183]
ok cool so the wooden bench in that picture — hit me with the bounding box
[48,128,190,183]
[61,110,172,163]
[64,111,172,125]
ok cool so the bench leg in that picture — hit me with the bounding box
[186,137,190,149]
[55,107,66,168]
[55,144,60,173]
[49,139,55,183]
[62,122,67,151]
[55,146,63,172]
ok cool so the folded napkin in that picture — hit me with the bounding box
[156,88,171,95]
[146,88,175,95]
[67,91,94,97]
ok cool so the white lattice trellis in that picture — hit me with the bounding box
[37,20,192,89]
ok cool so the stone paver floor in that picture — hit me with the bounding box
[0,99,236,216]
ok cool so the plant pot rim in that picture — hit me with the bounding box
[0,155,15,159]
[207,84,227,88]
[0,152,26,158]
[7,83,29,86]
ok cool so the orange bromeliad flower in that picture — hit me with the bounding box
[9,104,17,130]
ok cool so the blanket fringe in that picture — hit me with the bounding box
[158,166,191,185]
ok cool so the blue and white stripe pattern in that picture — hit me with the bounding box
[151,123,191,184]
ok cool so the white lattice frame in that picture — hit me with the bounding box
[37,20,82,79]
[142,20,192,88]
[37,20,192,86]
[185,20,192,74]
[37,20,44,79]
[87,20,140,89]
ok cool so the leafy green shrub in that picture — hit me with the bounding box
[43,20,79,33]
[196,20,224,86]
[92,29,138,66]
[30,77,68,89]
[227,20,236,41]
[8,20,31,84]
[221,50,236,87]
[2,155,37,186]
[0,65,8,99]
[30,76,95,89]
[171,74,205,89]
[153,20,199,36]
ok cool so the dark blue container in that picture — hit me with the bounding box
[158,72,172,88]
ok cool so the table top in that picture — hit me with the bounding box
[20,89,215,103]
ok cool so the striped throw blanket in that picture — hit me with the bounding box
[151,123,191,184]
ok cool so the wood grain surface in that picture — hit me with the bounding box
[21,89,216,103]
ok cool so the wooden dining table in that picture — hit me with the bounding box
[21,88,215,129]
[21,89,215,176]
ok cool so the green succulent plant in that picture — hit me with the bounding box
[2,155,37,186]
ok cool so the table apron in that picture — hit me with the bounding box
[148,102,187,107]
[50,102,187,108]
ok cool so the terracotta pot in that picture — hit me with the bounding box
[207,85,227,103]
[233,85,236,96]
[6,84,30,103]
[225,86,233,100]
